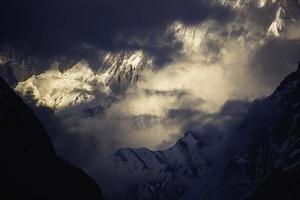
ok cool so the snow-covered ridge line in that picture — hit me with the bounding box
[15,50,149,110]
[110,131,208,177]
[216,0,279,9]
[98,131,211,199]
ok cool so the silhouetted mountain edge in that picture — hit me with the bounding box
[0,76,104,200]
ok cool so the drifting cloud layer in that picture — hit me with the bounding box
[9,1,300,177]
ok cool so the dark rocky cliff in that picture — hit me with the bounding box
[248,65,300,200]
[0,77,103,200]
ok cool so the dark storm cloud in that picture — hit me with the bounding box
[250,39,300,88]
[0,0,231,64]
[180,100,252,134]
[155,100,252,149]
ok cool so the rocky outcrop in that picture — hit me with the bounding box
[212,64,300,200]
[246,65,300,199]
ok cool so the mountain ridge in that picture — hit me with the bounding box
[97,64,300,200]
[0,76,104,200]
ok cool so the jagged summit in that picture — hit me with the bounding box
[98,51,152,92]
[13,50,151,111]
[99,130,210,199]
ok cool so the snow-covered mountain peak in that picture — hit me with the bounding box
[218,0,245,9]
[216,0,279,9]
[15,62,110,110]
[112,147,168,174]
[14,50,151,111]
[98,51,152,88]
[99,130,210,199]
[267,6,287,37]
[216,0,291,38]
[171,21,211,53]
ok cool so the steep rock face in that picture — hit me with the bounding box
[201,64,300,200]
[192,64,300,200]
[0,77,103,200]
[97,51,151,93]
[236,65,300,199]
[250,169,300,200]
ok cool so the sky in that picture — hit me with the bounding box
[1,0,300,172]
[0,0,230,65]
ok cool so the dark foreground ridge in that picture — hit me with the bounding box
[249,65,300,200]
[0,77,103,200]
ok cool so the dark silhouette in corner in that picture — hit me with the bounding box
[0,77,103,200]
[249,63,300,200]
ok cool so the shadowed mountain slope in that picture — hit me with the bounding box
[0,77,104,200]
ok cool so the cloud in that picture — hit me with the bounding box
[19,2,300,159]
[249,38,300,91]
[0,0,231,66]
[12,2,300,187]
[286,22,300,40]
[28,89,252,173]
